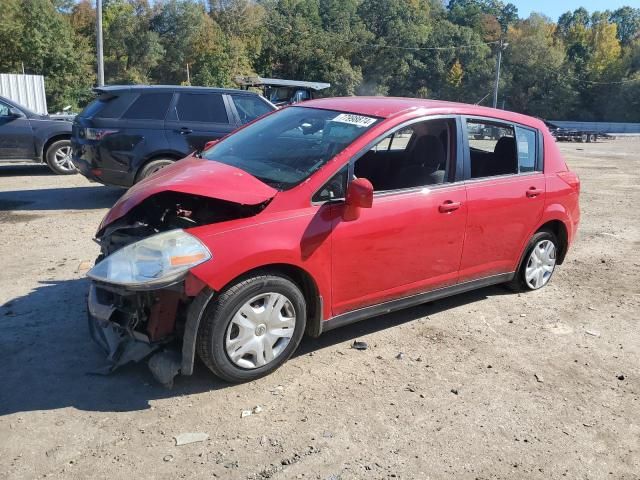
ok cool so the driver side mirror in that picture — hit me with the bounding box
[344,177,373,220]
[6,107,22,118]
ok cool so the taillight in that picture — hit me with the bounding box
[84,128,118,141]
[558,170,580,194]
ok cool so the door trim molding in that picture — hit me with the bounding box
[320,272,514,334]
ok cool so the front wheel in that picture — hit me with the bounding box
[508,230,558,291]
[196,274,307,383]
[45,139,76,175]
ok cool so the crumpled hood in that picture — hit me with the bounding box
[99,156,277,229]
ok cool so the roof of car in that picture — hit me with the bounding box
[301,97,544,129]
[93,85,261,95]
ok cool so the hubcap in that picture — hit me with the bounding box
[225,292,296,369]
[54,145,75,172]
[525,239,556,289]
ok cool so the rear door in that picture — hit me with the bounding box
[0,100,34,160]
[458,117,545,281]
[165,92,236,154]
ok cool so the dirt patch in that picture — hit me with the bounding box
[0,211,43,224]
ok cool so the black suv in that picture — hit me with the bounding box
[0,95,75,174]
[72,85,275,187]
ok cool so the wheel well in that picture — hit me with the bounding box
[537,220,568,264]
[220,264,323,338]
[42,134,71,161]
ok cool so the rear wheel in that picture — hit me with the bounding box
[508,230,558,291]
[45,139,76,175]
[136,158,175,182]
[196,273,307,383]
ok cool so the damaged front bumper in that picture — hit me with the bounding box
[87,280,206,384]
[88,284,161,372]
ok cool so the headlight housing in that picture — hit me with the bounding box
[88,229,211,289]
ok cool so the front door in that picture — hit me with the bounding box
[459,118,546,281]
[0,101,33,160]
[330,117,467,315]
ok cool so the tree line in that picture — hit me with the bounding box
[0,0,638,121]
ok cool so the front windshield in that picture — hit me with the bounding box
[202,106,380,190]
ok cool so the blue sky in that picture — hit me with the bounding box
[510,0,635,21]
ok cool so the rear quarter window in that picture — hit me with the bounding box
[176,93,229,123]
[80,93,136,119]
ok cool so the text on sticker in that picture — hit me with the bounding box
[332,113,377,127]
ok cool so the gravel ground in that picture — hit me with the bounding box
[0,138,638,479]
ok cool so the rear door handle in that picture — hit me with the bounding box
[526,187,542,198]
[439,200,461,213]
[179,127,193,135]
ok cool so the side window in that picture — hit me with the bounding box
[0,101,10,116]
[370,127,414,152]
[515,126,538,172]
[176,93,229,123]
[355,118,454,192]
[231,95,272,124]
[312,165,349,202]
[122,93,172,120]
[466,120,517,178]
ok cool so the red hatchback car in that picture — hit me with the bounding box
[87,97,580,383]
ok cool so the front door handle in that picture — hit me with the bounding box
[179,127,193,135]
[526,187,542,198]
[439,200,461,213]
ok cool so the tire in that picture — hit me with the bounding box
[580,133,588,143]
[507,230,559,292]
[45,139,76,175]
[136,158,175,183]
[196,273,307,383]
[588,134,596,143]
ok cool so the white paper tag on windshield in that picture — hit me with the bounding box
[331,113,376,128]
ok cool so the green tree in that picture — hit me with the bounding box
[0,0,94,110]
[503,14,576,117]
[356,0,432,95]
[102,0,164,84]
[609,7,640,45]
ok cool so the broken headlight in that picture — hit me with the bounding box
[88,229,211,289]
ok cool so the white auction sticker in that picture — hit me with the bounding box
[331,113,377,127]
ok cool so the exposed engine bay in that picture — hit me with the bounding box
[88,191,269,383]
[96,191,268,258]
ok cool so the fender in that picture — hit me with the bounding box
[540,203,574,238]
[513,203,574,276]
[33,122,72,161]
[188,206,335,318]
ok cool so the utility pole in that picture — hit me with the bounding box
[492,38,506,109]
[96,0,104,87]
